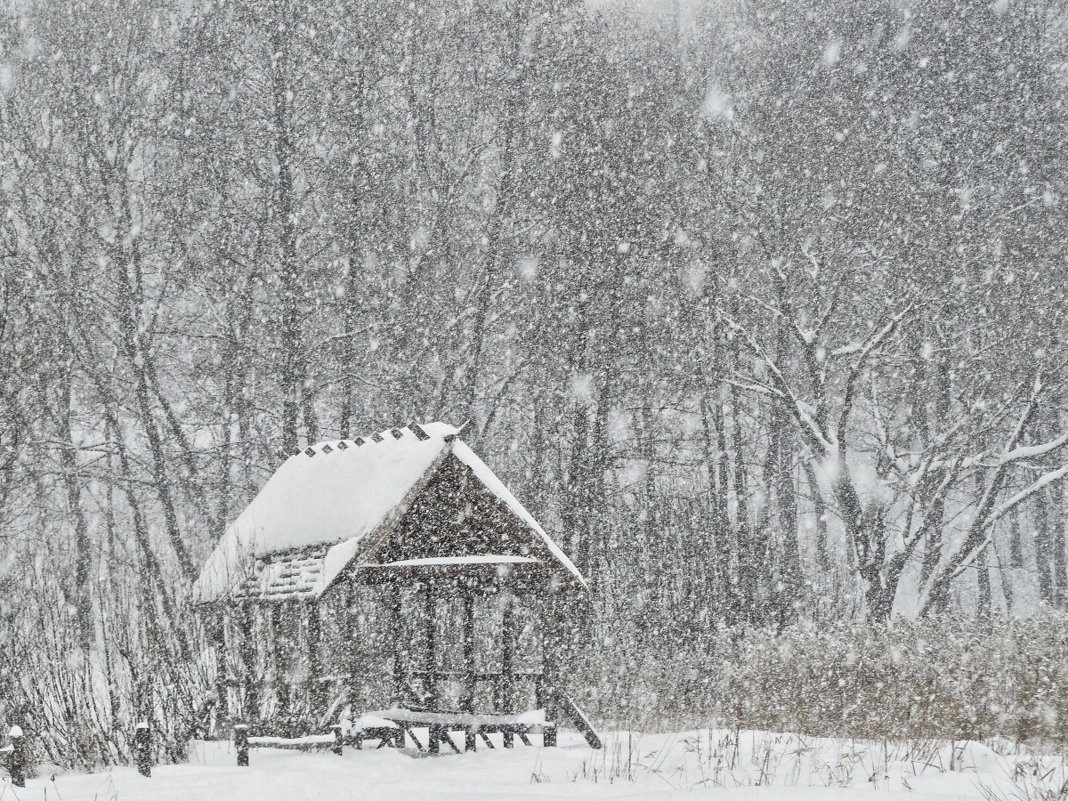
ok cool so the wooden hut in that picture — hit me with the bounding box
[193,422,596,750]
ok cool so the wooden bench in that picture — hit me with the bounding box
[231,692,602,764]
[364,706,557,753]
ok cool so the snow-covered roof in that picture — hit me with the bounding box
[193,422,585,603]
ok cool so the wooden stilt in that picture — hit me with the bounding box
[212,608,229,723]
[423,581,436,709]
[237,604,258,721]
[134,721,152,777]
[461,588,475,713]
[234,723,249,766]
[307,603,324,716]
[271,603,289,719]
[541,578,560,743]
[500,591,515,748]
[390,585,404,701]
[343,582,361,711]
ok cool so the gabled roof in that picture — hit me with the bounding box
[192,422,585,603]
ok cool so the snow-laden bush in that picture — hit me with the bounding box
[576,610,1068,745]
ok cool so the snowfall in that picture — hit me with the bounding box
[10,728,1065,801]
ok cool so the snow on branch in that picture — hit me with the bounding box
[986,461,1068,531]
[718,311,835,453]
[996,432,1068,465]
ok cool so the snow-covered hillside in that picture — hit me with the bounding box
[16,729,1063,801]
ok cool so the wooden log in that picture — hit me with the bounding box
[428,724,439,755]
[246,737,338,751]
[465,727,477,752]
[8,726,25,787]
[331,725,343,756]
[234,723,249,766]
[134,721,152,777]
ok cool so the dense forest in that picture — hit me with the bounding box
[0,0,1066,768]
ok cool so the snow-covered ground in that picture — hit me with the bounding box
[11,729,1065,800]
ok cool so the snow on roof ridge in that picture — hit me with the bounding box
[298,421,461,456]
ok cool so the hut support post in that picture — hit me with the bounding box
[423,582,436,709]
[307,603,324,716]
[462,587,476,751]
[344,583,362,711]
[390,585,404,701]
[424,581,438,754]
[237,603,258,721]
[211,608,229,722]
[540,584,559,747]
[271,603,290,719]
[461,588,475,713]
[500,591,515,748]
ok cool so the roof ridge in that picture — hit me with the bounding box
[296,421,460,457]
